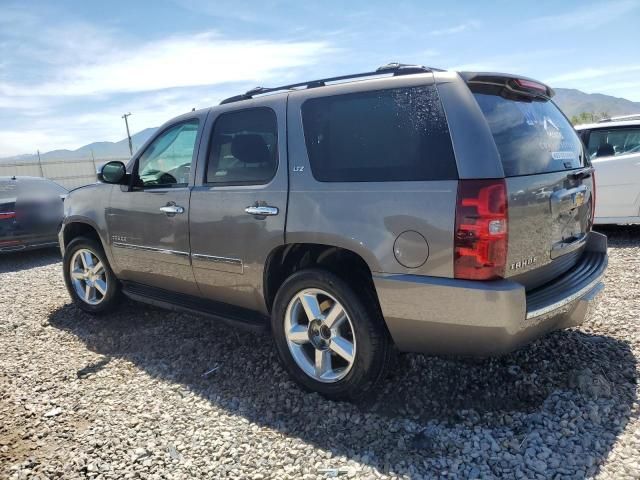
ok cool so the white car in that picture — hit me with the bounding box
[576,116,640,225]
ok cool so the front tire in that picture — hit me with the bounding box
[63,236,120,314]
[271,269,392,401]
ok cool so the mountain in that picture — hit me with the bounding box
[553,88,640,120]
[0,127,158,163]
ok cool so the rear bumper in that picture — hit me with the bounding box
[374,231,608,356]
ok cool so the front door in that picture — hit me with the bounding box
[189,99,288,313]
[107,116,203,296]
[586,126,640,219]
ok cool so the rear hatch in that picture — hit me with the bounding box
[466,74,594,289]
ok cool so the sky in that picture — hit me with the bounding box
[0,0,639,157]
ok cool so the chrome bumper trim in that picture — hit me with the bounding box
[526,272,605,319]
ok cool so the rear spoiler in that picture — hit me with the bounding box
[459,71,555,99]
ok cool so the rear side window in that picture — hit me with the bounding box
[206,108,278,185]
[587,128,640,158]
[472,86,584,177]
[301,85,457,182]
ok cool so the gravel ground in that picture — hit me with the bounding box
[1,227,638,479]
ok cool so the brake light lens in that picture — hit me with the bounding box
[512,78,548,94]
[454,179,508,280]
[0,211,16,220]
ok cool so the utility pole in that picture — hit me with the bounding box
[90,148,97,172]
[37,149,44,178]
[122,112,133,156]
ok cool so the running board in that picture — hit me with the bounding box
[121,282,269,333]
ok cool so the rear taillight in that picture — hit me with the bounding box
[0,211,16,220]
[454,179,508,280]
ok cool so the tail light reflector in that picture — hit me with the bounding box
[454,179,508,280]
[0,211,16,220]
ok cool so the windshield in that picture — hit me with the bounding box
[472,87,585,177]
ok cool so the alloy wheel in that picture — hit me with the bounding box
[69,248,108,305]
[284,288,356,383]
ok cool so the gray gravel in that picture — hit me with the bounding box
[1,228,639,479]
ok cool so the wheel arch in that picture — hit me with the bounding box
[263,243,381,315]
[61,219,116,267]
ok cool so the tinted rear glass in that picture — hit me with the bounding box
[301,85,457,182]
[0,180,17,203]
[472,86,584,177]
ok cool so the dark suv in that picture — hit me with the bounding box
[59,64,608,399]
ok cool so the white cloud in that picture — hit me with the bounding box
[0,130,79,157]
[1,32,333,97]
[529,0,639,30]
[546,65,640,84]
[0,85,240,156]
[0,20,334,156]
[430,21,480,36]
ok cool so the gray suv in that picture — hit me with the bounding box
[59,64,608,400]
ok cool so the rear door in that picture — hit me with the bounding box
[189,98,287,314]
[468,80,594,288]
[585,126,640,219]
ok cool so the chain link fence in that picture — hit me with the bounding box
[0,157,130,190]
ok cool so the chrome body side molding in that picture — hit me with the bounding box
[191,253,243,266]
[112,241,190,258]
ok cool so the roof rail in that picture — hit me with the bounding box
[219,63,439,105]
[598,114,640,123]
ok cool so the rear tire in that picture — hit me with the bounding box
[63,236,121,314]
[271,268,392,401]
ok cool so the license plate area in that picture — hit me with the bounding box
[549,184,590,259]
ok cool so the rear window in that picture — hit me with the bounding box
[301,85,457,182]
[472,86,584,177]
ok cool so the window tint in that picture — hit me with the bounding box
[0,180,17,203]
[472,86,584,177]
[206,108,278,184]
[587,128,640,158]
[301,86,457,182]
[138,120,199,187]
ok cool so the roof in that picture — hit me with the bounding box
[218,63,555,105]
[0,175,50,181]
[0,176,67,191]
[575,119,640,130]
[219,63,437,105]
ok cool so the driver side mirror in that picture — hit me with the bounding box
[98,161,127,184]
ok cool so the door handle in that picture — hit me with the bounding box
[160,204,185,214]
[244,205,279,216]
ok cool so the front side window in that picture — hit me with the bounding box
[138,120,199,187]
[206,108,278,184]
[301,85,457,182]
[587,128,640,159]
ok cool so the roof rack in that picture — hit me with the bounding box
[219,63,440,105]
